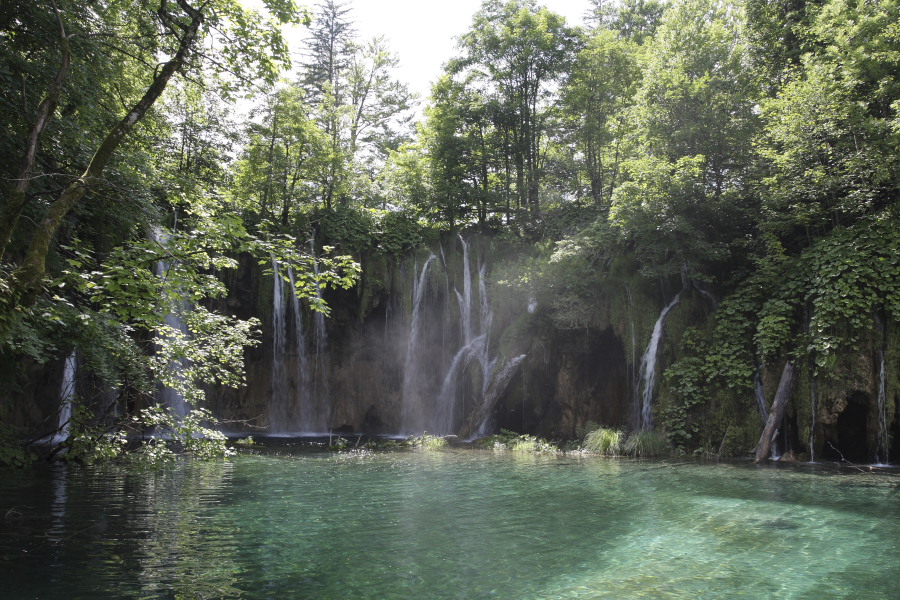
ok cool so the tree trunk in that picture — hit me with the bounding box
[754,360,796,463]
[0,2,71,260]
[8,0,204,308]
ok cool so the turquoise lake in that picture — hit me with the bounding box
[1,445,898,599]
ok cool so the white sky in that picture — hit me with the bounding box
[282,0,593,103]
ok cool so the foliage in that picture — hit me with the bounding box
[583,427,624,456]
[66,405,232,466]
[0,417,34,467]
[478,429,558,454]
[754,215,900,368]
[67,405,129,465]
[623,430,671,457]
[404,433,449,450]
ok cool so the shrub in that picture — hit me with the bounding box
[65,405,232,466]
[478,429,558,454]
[584,427,624,456]
[623,430,671,457]
[405,433,448,450]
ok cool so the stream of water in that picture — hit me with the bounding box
[1,449,897,599]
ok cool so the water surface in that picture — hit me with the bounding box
[1,448,898,599]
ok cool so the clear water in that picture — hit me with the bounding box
[1,449,898,599]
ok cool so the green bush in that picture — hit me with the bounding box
[66,405,232,466]
[478,429,558,454]
[584,427,624,456]
[405,433,448,450]
[623,430,671,457]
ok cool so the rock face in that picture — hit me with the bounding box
[204,235,635,438]
[5,234,897,462]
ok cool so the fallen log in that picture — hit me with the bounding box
[754,360,797,463]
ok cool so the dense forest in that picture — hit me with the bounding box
[2,0,899,466]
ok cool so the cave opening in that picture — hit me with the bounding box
[822,392,870,463]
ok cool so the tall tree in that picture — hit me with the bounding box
[560,29,639,207]
[457,0,579,218]
[232,85,326,226]
[609,0,758,279]
[1,0,302,310]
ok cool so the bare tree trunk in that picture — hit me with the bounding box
[8,0,204,308]
[754,360,796,463]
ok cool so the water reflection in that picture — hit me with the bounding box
[1,453,898,599]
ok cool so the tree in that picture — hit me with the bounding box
[231,85,327,225]
[1,0,303,311]
[609,0,759,279]
[757,0,900,243]
[589,0,667,45]
[560,29,639,207]
[421,75,503,229]
[457,0,579,218]
[298,1,413,208]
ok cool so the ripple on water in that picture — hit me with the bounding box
[0,454,898,599]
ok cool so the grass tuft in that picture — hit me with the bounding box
[623,430,671,457]
[583,427,624,456]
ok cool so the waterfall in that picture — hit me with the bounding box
[457,236,474,343]
[470,353,527,439]
[287,267,313,430]
[270,255,324,433]
[434,334,493,434]
[637,293,681,431]
[309,237,330,429]
[876,349,889,464]
[427,236,525,437]
[53,351,77,444]
[152,228,190,417]
[270,256,289,429]
[400,254,436,433]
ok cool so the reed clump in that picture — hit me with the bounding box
[583,427,624,456]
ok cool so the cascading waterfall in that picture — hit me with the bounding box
[288,267,313,430]
[876,349,889,464]
[400,254,436,433]
[470,353,527,439]
[429,236,525,437]
[269,256,289,429]
[152,228,190,418]
[269,256,323,433]
[53,351,77,444]
[309,237,330,428]
[637,293,681,431]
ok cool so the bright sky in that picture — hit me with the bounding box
[283,0,593,103]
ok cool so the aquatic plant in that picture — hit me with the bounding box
[623,430,671,457]
[478,429,558,454]
[584,427,624,456]
[510,435,558,454]
[405,433,449,450]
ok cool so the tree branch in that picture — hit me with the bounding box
[9,1,206,308]
[0,0,72,260]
